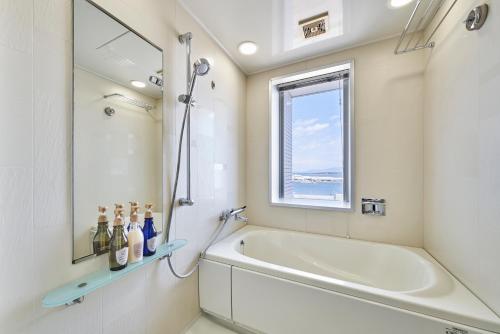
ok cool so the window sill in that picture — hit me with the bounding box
[270,198,353,211]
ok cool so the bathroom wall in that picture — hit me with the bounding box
[0,0,246,333]
[423,0,500,315]
[246,37,425,247]
[73,67,162,259]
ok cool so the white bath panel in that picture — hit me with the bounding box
[231,267,496,334]
[199,259,232,320]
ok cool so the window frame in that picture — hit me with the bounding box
[269,61,354,211]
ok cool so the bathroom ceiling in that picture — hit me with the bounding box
[179,0,416,74]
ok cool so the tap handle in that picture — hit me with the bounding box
[235,213,249,223]
[230,206,247,215]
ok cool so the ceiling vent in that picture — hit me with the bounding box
[299,12,329,39]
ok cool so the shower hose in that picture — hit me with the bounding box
[164,94,231,279]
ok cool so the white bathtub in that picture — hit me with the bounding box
[200,225,500,334]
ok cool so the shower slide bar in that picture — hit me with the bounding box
[178,32,194,206]
[394,0,458,55]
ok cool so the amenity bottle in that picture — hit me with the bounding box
[127,201,139,232]
[127,205,144,263]
[142,203,157,256]
[114,203,128,236]
[109,207,128,271]
[93,206,111,256]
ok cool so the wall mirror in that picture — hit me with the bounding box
[73,0,164,263]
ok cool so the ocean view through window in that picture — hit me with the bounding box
[270,62,353,210]
[290,87,344,201]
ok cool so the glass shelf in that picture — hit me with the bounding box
[42,240,187,308]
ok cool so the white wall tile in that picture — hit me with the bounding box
[28,291,103,334]
[424,0,500,315]
[0,168,34,333]
[34,0,72,42]
[144,269,199,334]
[0,1,246,334]
[164,3,247,292]
[246,37,424,247]
[305,209,348,237]
[0,44,33,168]
[0,0,33,53]
[102,270,147,334]
[476,0,500,314]
[33,31,72,228]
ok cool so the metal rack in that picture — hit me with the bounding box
[103,93,154,111]
[394,0,458,55]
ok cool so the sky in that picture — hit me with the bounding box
[291,88,343,173]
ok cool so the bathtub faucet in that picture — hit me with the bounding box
[220,205,248,223]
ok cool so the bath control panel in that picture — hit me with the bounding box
[361,198,386,216]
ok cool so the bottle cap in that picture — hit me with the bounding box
[130,206,139,223]
[98,206,108,223]
[129,201,139,215]
[145,203,153,219]
[113,208,125,226]
[114,203,124,217]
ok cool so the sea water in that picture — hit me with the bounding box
[292,173,343,197]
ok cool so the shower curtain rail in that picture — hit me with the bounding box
[394,0,458,55]
[103,93,154,111]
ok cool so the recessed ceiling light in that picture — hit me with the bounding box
[238,41,258,55]
[389,0,414,8]
[130,80,146,88]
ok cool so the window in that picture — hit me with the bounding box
[270,62,353,210]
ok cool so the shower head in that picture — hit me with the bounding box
[194,58,210,76]
[178,58,211,105]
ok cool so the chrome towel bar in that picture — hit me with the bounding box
[103,93,154,111]
[394,0,458,55]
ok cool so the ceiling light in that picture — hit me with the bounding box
[130,80,146,88]
[389,0,414,8]
[238,41,258,55]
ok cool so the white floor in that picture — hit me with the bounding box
[185,316,238,334]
